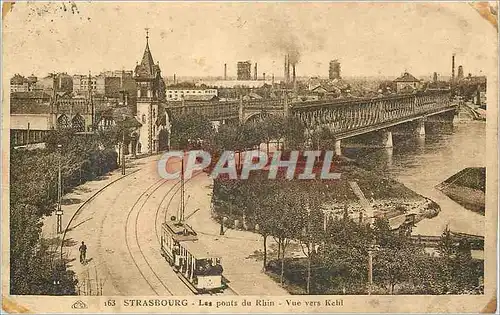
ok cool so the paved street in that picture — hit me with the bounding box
[43,154,287,296]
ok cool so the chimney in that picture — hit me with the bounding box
[287,54,291,84]
[284,55,288,83]
[263,73,266,81]
[173,73,176,84]
[254,63,258,81]
[292,63,296,89]
[452,54,455,83]
[224,64,227,80]
[272,73,275,85]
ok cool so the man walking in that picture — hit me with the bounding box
[79,241,87,264]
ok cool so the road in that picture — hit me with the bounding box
[60,155,287,296]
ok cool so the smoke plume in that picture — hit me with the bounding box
[246,8,326,65]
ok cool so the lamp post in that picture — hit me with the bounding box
[121,128,126,175]
[219,216,228,235]
[367,243,380,295]
[56,144,63,234]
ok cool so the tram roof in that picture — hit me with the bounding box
[182,241,219,259]
[163,221,198,242]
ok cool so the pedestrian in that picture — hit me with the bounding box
[79,241,87,264]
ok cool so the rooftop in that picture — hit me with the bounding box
[394,72,420,83]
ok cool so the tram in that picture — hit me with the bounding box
[160,218,226,294]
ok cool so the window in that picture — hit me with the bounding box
[57,114,70,129]
[142,114,146,123]
[71,114,85,132]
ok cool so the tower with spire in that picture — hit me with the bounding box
[134,29,166,154]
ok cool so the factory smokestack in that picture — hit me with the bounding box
[272,73,275,85]
[284,55,288,84]
[173,73,176,84]
[292,63,296,90]
[224,64,227,80]
[254,63,258,81]
[263,73,266,81]
[287,54,291,84]
[452,54,455,83]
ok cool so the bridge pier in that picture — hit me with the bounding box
[334,140,342,156]
[415,119,426,136]
[381,130,393,148]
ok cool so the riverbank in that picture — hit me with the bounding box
[212,158,440,231]
[436,167,485,215]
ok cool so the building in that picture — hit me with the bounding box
[237,61,252,80]
[393,72,421,93]
[38,73,73,94]
[10,74,39,92]
[133,31,169,154]
[329,60,341,80]
[165,87,218,101]
[72,74,106,96]
[10,101,53,147]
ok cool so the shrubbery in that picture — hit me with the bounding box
[10,129,119,295]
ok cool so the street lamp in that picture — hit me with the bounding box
[219,216,228,235]
[56,144,63,234]
[367,243,380,295]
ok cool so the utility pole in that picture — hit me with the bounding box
[121,128,126,175]
[89,71,95,131]
[367,247,374,294]
[56,144,63,234]
[180,153,185,222]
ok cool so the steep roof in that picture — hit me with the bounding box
[135,38,159,79]
[394,72,420,83]
[10,101,52,115]
[11,92,51,99]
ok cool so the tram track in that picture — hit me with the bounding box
[154,170,240,296]
[125,178,173,295]
[125,168,205,296]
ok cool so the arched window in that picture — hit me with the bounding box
[142,114,146,123]
[71,114,85,132]
[57,114,70,129]
[153,109,156,118]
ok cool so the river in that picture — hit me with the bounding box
[342,120,486,237]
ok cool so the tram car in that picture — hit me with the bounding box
[160,219,226,294]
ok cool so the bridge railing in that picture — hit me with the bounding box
[165,101,240,120]
[293,91,453,133]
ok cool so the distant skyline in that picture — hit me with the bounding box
[3,2,496,80]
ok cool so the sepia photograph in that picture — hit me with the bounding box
[2,1,498,313]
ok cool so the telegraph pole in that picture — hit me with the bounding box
[180,153,185,222]
[121,128,126,175]
[89,71,95,131]
[56,144,63,234]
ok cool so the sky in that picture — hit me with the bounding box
[2,2,497,80]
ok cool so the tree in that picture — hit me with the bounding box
[261,116,285,152]
[436,228,483,294]
[268,181,306,285]
[311,127,337,151]
[170,112,214,150]
[283,116,306,150]
[250,172,277,270]
[10,204,77,295]
[322,214,372,294]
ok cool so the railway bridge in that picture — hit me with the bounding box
[165,90,457,153]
